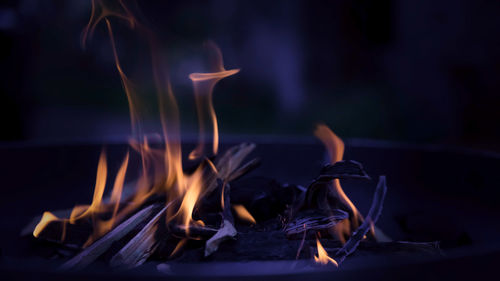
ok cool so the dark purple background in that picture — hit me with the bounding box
[0,0,499,151]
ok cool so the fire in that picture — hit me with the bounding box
[188,41,240,160]
[34,0,239,246]
[232,204,256,224]
[314,237,338,266]
[33,212,59,238]
[314,124,363,242]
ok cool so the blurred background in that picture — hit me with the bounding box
[0,0,499,150]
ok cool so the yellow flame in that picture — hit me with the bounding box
[233,204,256,224]
[314,124,362,241]
[33,212,59,238]
[70,150,108,223]
[188,41,240,159]
[34,0,240,248]
[314,238,338,266]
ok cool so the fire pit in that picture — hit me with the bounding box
[1,138,499,280]
[1,1,500,280]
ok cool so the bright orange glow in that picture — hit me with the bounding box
[174,166,205,235]
[314,238,338,266]
[314,124,363,241]
[188,41,240,159]
[233,204,256,224]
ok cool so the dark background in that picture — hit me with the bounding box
[0,0,499,150]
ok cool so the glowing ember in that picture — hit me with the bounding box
[314,238,338,266]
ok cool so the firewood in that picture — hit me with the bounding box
[205,180,237,256]
[295,224,307,260]
[169,224,218,239]
[109,202,173,268]
[285,209,349,238]
[286,160,371,226]
[334,176,387,264]
[59,204,157,271]
[201,143,256,198]
[316,160,371,182]
[227,158,261,182]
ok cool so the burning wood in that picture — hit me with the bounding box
[285,210,349,238]
[59,204,157,270]
[334,176,387,265]
[24,0,441,272]
[109,203,171,268]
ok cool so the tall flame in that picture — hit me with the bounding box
[34,0,239,246]
[314,124,362,242]
[189,41,240,159]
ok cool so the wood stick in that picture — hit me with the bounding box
[227,158,261,182]
[205,181,237,256]
[316,160,371,182]
[109,202,173,268]
[296,225,307,260]
[169,224,218,239]
[334,176,387,265]
[286,210,349,236]
[59,204,157,271]
[201,143,256,198]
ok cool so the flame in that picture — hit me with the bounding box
[34,0,239,248]
[188,41,240,160]
[232,204,256,224]
[314,238,338,266]
[314,124,363,242]
[33,212,59,238]
[69,150,108,223]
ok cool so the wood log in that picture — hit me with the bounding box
[109,202,173,268]
[59,204,157,271]
[285,209,349,238]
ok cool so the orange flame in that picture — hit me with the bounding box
[34,149,132,246]
[232,204,256,224]
[188,41,240,160]
[314,238,338,266]
[314,124,362,242]
[33,212,59,238]
[34,0,240,247]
